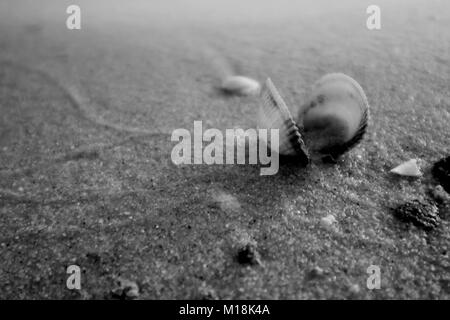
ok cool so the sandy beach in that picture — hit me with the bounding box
[0,0,449,299]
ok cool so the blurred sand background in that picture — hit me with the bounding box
[0,0,449,299]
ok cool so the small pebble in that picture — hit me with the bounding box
[198,283,219,300]
[221,76,261,96]
[210,190,241,212]
[320,214,337,229]
[349,284,361,295]
[125,287,139,299]
[111,278,139,300]
[393,200,440,231]
[430,185,450,204]
[86,252,101,264]
[236,244,260,265]
[429,185,450,219]
[309,266,324,278]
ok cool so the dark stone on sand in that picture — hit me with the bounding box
[393,200,440,231]
[86,252,101,265]
[432,156,450,194]
[307,266,325,279]
[236,244,260,265]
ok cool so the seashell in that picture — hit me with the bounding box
[298,73,370,161]
[257,74,368,165]
[390,159,422,177]
[258,78,310,166]
[221,75,261,96]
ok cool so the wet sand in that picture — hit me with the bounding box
[0,0,449,299]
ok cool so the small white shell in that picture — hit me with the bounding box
[221,76,261,96]
[390,159,422,177]
[298,73,369,160]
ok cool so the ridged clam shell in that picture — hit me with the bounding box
[258,78,310,165]
[298,73,369,160]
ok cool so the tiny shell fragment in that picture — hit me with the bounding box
[390,159,422,177]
